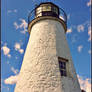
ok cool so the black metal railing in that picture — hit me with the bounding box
[28,9,35,24]
[59,8,67,24]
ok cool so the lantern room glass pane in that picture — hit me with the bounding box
[36,7,42,14]
[36,13,42,17]
[42,5,51,11]
[52,7,58,15]
[35,3,59,18]
[55,8,58,14]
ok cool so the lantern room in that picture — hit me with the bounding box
[35,2,59,18]
[28,2,67,33]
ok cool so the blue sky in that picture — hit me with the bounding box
[1,0,91,92]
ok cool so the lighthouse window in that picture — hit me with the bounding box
[58,57,68,77]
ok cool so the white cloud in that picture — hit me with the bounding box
[77,24,84,32]
[14,19,28,34]
[4,75,19,85]
[87,0,91,7]
[1,45,11,58]
[78,45,83,52]
[88,26,91,41]
[7,54,11,58]
[11,67,19,74]
[19,19,28,34]
[14,42,24,54]
[19,49,24,54]
[77,75,91,92]
[66,28,72,34]
[19,18,28,29]
[20,29,28,34]
[14,43,21,51]
[2,46,10,55]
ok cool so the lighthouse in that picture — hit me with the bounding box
[15,2,81,92]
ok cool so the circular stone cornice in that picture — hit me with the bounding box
[28,16,67,34]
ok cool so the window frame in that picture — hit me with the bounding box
[58,57,68,77]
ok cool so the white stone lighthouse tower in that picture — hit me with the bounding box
[15,2,81,92]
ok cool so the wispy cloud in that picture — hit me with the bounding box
[14,22,19,29]
[7,9,18,13]
[87,0,92,7]
[7,10,12,13]
[67,14,70,20]
[66,28,72,34]
[11,67,19,74]
[14,9,17,13]
[13,19,28,34]
[14,42,24,54]
[88,26,91,41]
[77,75,91,92]
[15,56,18,60]
[71,34,78,43]
[19,18,28,29]
[77,24,84,32]
[6,61,10,64]
[1,45,11,58]
[4,75,19,85]
[78,45,83,52]
[19,18,28,34]
[88,50,91,54]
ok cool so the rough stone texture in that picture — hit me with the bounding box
[14,19,81,92]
